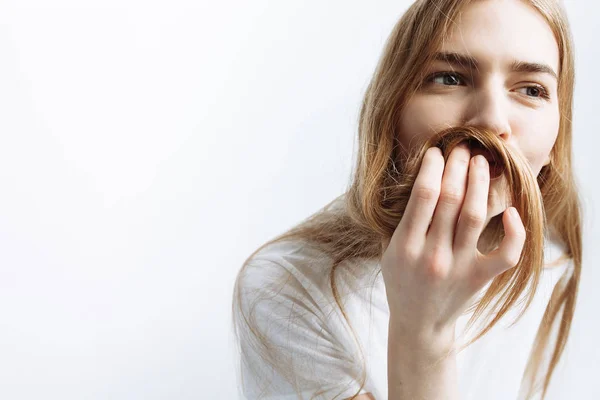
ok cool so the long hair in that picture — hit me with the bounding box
[232,1,582,399]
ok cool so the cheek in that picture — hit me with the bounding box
[398,95,461,149]
[514,116,559,174]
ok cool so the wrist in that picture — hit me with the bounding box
[388,317,456,359]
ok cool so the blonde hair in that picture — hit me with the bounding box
[232,0,582,399]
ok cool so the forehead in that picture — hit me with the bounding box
[441,0,559,74]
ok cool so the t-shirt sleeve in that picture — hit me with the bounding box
[233,254,368,400]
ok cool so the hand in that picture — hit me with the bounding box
[381,143,526,348]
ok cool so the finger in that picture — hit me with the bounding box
[486,207,526,277]
[454,154,490,252]
[427,142,471,247]
[397,147,444,246]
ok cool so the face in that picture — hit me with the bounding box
[398,0,560,223]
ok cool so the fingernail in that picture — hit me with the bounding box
[476,155,487,166]
[510,207,518,217]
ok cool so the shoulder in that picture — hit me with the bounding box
[236,238,380,312]
[233,238,343,342]
[233,239,371,399]
[236,239,337,305]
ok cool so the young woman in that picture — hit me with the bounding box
[232,0,582,399]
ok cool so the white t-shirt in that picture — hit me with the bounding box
[235,232,571,400]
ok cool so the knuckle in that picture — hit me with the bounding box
[461,209,486,229]
[500,251,522,268]
[414,185,439,201]
[402,243,420,264]
[426,260,450,281]
[439,188,463,206]
[423,247,451,280]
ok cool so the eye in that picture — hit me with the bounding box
[515,84,551,101]
[427,71,467,86]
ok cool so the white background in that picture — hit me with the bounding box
[0,1,597,399]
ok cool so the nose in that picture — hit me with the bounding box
[463,85,512,143]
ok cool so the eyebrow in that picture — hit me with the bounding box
[433,51,558,80]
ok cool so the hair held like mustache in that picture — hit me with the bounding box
[382,125,546,290]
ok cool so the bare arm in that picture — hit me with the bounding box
[380,145,525,399]
[343,319,458,400]
[387,318,459,400]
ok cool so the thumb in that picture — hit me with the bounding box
[487,207,526,277]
